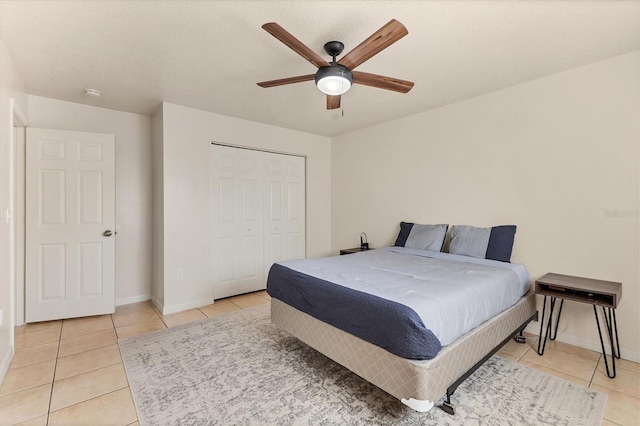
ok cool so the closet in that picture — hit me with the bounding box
[211,144,305,299]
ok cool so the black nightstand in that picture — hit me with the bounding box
[339,247,372,255]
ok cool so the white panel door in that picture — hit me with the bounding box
[26,128,115,322]
[263,152,305,278]
[211,145,264,299]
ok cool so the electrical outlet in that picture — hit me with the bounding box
[177,268,184,279]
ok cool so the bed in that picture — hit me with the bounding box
[267,244,537,413]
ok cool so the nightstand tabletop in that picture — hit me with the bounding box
[339,247,372,255]
[535,272,622,308]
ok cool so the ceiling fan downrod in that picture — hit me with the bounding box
[323,41,345,63]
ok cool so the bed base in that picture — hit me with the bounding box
[271,291,537,414]
[440,310,538,415]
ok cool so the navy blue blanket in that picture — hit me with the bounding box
[267,263,442,360]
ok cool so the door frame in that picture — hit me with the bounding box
[12,99,27,327]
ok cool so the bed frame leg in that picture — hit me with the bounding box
[514,330,527,344]
[442,400,456,415]
[440,390,456,415]
[400,397,434,413]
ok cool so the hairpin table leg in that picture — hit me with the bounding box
[594,305,619,378]
[537,296,563,356]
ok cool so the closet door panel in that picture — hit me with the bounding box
[264,155,285,270]
[212,145,264,299]
[219,238,234,282]
[287,182,300,220]
[241,235,258,278]
[288,233,301,259]
[264,153,305,279]
[285,157,305,262]
[268,181,282,220]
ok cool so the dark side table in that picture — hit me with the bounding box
[339,247,372,255]
[535,273,622,378]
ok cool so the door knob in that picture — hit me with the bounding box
[103,230,113,237]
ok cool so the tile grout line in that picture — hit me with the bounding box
[588,353,601,388]
[149,301,169,329]
[516,346,596,386]
[45,321,64,425]
[229,300,243,309]
[113,312,140,425]
[110,312,122,340]
[47,384,131,420]
[157,310,169,329]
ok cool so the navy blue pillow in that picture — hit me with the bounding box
[394,222,414,247]
[485,225,517,262]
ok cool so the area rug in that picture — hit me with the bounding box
[119,304,606,426]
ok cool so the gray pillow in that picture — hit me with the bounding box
[449,225,517,262]
[394,222,448,252]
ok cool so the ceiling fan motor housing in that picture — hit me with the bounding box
[315,64,352,84]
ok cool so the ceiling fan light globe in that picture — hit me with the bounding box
[315,64,353,96]
[317,76,351,95]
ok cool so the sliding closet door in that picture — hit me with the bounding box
[211,145,264,299]
[263,152,306,279]
[212,145,306,299]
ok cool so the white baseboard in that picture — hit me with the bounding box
[0,346,15,386]
[523,323,639,363]
[115,294,151,307]
[161,297,214,315]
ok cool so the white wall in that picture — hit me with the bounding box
[155,102,332,313]
[331,52,640,361]
[0,40,28,382]
[27,96,153,306]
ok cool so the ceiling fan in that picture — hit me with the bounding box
[257,19,414,110]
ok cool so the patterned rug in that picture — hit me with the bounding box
[119,304,606,425]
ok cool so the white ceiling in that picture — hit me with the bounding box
[1,1,638,137]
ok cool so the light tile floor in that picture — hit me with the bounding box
[0,290,637,425]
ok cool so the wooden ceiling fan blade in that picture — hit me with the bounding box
[327,95,341,110]
[262,23,330,69]
[338,19,408,71]
[257,74,315,88]
[352,71,414,93]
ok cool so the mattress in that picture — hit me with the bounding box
[267,247,529,360]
